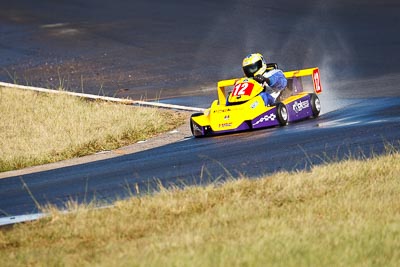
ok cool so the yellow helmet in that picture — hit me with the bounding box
[242,53,267,78]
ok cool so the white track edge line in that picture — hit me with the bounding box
[0,81,205,112]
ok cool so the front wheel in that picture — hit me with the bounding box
[276,103,288,126]
[190,113,204,137]
[310,93,321,118]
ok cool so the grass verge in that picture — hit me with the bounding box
[0,87,187,172]
[0,152,399,266]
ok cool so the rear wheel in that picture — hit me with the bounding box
[276,103,288,126]
[310,93,321,118]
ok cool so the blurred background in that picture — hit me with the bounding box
[1,0,399,105]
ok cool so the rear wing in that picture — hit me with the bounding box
[217,67,322,105]
[284,67,322,94]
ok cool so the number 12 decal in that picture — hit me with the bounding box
[312,68,322,93]
[231,82,254,97]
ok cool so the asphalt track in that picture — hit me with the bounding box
[1,0,400,218]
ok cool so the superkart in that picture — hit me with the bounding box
[190,65,323,137]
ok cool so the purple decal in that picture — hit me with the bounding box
[252,108,279,129]
[287,95,313,122]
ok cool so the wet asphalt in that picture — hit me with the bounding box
[1,97,400,217]
[0,0,400,218]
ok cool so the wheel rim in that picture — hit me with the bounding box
[281,106,288,121]
[190,120,195,135]
[315,98,321,111]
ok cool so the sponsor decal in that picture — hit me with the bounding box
[253,113,276,126]
[250,101,259,109]
[293,100,309,113]
[213,108,231,113]
[219,123,232,128]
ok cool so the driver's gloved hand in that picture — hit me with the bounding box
[253,74,265,83]
[254,74,270,85]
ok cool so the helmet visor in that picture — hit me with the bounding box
[243,60,262,77]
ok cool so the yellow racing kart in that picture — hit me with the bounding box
[190,65,323,137]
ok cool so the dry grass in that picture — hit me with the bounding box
[0,152,399,267]
[0,87,187,172]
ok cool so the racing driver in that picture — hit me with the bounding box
[242,53,287,106]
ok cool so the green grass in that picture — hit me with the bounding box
[0,87,187,172]
[0,152,399,267]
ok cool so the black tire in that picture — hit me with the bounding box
[276,103,288,126]
[310,93,321,118]
[190,113,204,137]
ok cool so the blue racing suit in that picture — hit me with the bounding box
[259,69,287,106]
